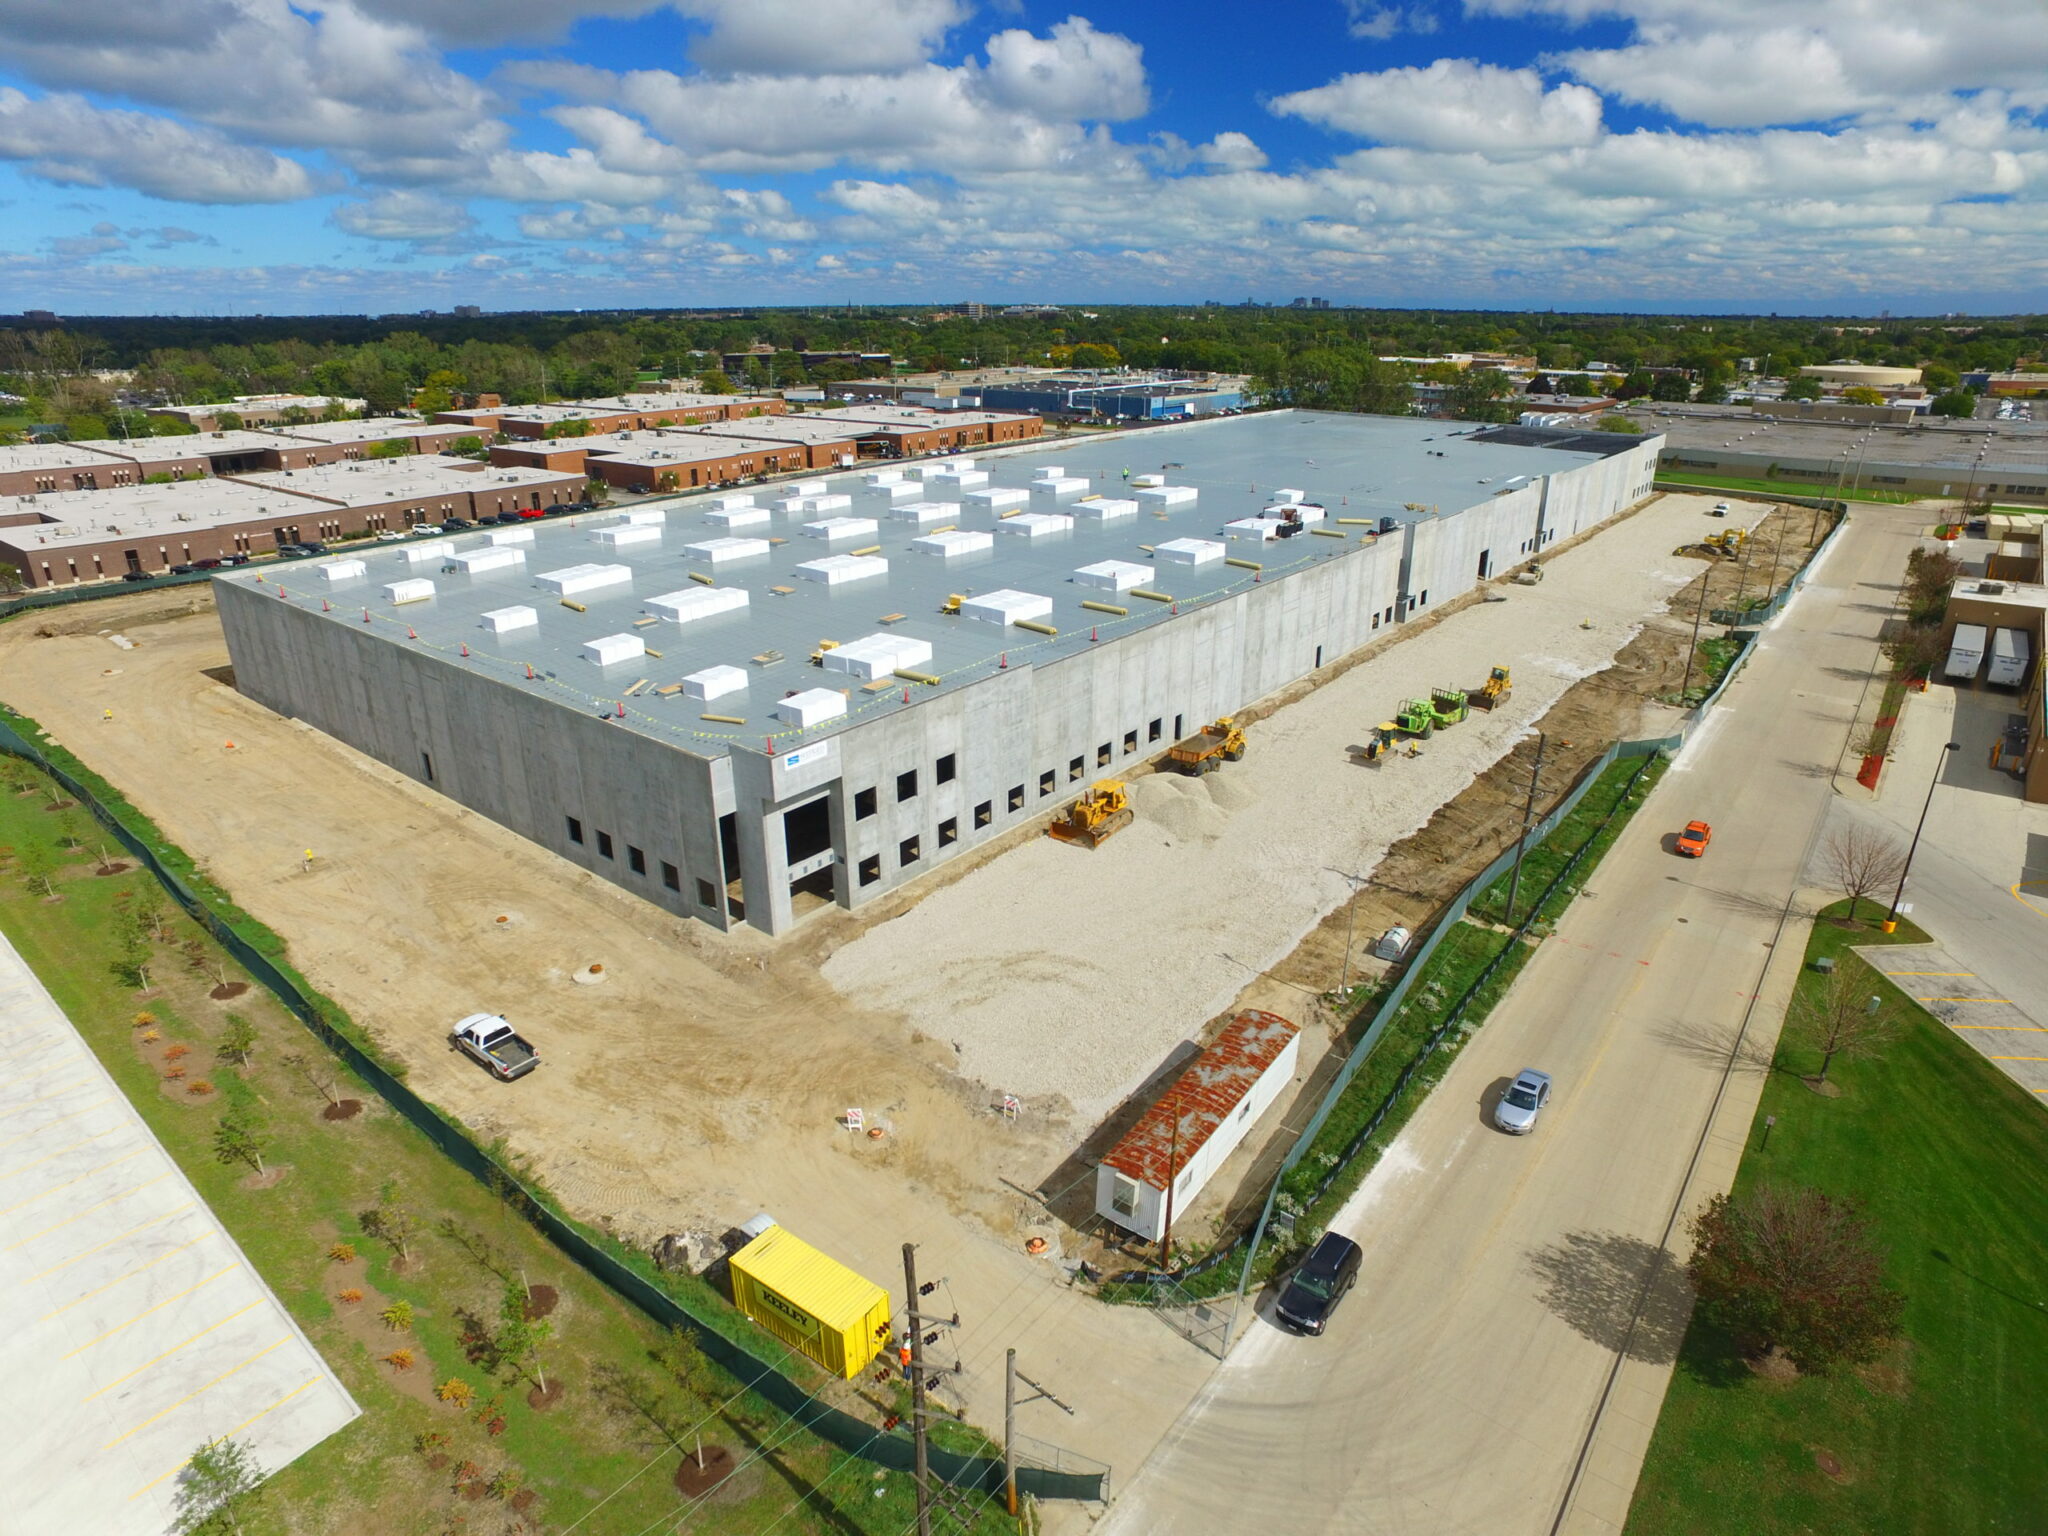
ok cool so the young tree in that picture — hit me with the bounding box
[1792,965,1902,1085]
[16,841,57,899]
[1687,1185,1903,1372]
[1594,414,1643,434]
[1783,376,1824,401]
[212,1105,269,1176]
[173,1435,264,1535]
[364,1179,420,1264]
[497,1275,555,1394]
[217,1013,258,1067]
[1881,622,1947,685]
[1818,824,1908,924]
[111,910,155,989]
[54,811,85,851]
[1930,389,1978,419]
[0,561,22,594]
[280,1051,341,1109]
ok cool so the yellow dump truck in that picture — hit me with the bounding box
[728,1222,891,1379]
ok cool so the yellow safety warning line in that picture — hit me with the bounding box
[0,1146,149,1216]
[62,1264,239,1357]
[2008,880,2048,917]
[82,1300,265,1403]
[1948,1023,2047,1032]
[128,1375,323,1501]
[1988,1055,2048,1062]
[6,1171,173,1252]
[39,1233,216,1321]
[102,1336,289,1449]
[1882,970,1975,976]
[27,1204,195,1284]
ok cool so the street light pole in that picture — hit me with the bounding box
[1884,741,1960,932]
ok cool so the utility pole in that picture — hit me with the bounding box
[1504,732,1547,923]
[903,1242,932,1536]
[1003,1350,1073,1524]
[1678,559,1713,703]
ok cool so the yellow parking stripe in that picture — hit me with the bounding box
[128,1376,323,1500]
[1922,997,2012,1004]
[0,1076,94,1120]
[102,1337,290,1449]
[1948,1024,2047,1032]
[0,1146,148,1216]
[6,1171,173,1252]
[0,1097,112,1153]
[81,1300,265,1403]
[1988,1055,2048,1062]
[1882,970,1974,976]
[0,1125,121,1181]
[61,1264,239,1356]
[39,1233,216,1321]
[27,1204,195,1284]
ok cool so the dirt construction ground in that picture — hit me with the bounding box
[0,488,1822,1465]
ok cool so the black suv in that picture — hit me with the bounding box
[1274,1231,1362,1335]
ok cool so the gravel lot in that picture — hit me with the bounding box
[823,492,1753,1121]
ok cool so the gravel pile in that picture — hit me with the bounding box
[823,495,1722,1122]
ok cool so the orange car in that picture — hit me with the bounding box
[1676,820,1712,857]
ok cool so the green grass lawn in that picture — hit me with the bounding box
[0,762,960,1535]
[1657,471,1916,505]
[1625,903,2048,1535]
[1467,756,1667,928]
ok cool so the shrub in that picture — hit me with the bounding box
[165,1065,187,1081]
[186,1079,215,1096]
[435,1379,473,1407]
[338,1289,364,1305]
[382,1300,415,1331]
[163,1043,191,1061]
[384,1349,416,1371]
[329,1242,357,1264]
[132,1010,158,1028]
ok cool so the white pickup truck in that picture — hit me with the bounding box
[450,1013,540,1081]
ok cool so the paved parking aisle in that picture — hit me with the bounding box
[0,933,357,1534]
[1864,941,2048,1099]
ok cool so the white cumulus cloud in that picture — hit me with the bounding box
[981,16,1148,121]
[0,88,316,203]
[1272,59,1604,154]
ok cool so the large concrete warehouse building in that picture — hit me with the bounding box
[215,413,1660,936]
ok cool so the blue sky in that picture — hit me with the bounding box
[0,0,2043,315]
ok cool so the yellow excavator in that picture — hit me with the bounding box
[1047,780,1134,849]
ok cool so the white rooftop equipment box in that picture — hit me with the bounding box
[482,526,535,546]
[802,517,879,541]
[960,589,1053,625]
[1074,498,1138,522]
[1074,559,1152,592]
[796,554,889,586]
[708,493,756,511]
[1136,485,1198,508]
[536,563,633,596]
[645,587,748,624]
[706,506,770,530]
[445,546,527,573]
[1031,465,1065,480]
[682,664,748,701]
[681,536,771,565]
[480,604,538,635]
[582,633,645,666]
[1156,538,1225,566]
[822,634,935,681]
[381,578,436,604]
[1131,473,1165,488]
[397,543,443,566]
[1223,519,1278,542]
[776,688,847,727]
[1031,476,1089,501]
[964,487,1029,513]
[913,530,994,557]
[794,479,828,496]
[888,502,954,526]
[999,512,1073,539]
[317,559,366,583]
[595,523,662,549]
[616,507,667,526]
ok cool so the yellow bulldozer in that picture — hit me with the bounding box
[1468,665,1512,711]
[1047,780,1134,849]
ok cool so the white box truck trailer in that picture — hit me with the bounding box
[1945,623,1988,682]
[1988,626,2032,688]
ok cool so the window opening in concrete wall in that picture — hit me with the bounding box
[1372,613,1381,631]
[421,751,434,783]
[1097,742,1111,767]
[939,817,958,846]
[1477,549,1491,579]
[974,800,993,828]
[1068,755,1084,782]
[1173,714,1184,741]
[596,830,615,859]
[899,835,921,867]
[1009,784,1025,812]
[628,845,647,875]
[1039,770,1055,797]
[696,877,716,907]
[1315,645,1323,668]
[566,816,584,845]
[783,796,832,866]
[896,769,918,802]
[854,786,877,820]
[1149,718,1163,742]
[1124,730,1138,755]
[859,854,881,886]
[661,862,680,892]
[936,753,957,785]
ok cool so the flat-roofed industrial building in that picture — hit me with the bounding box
[215,413,1659,936]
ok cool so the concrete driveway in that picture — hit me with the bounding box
[1092,502,1929,1536]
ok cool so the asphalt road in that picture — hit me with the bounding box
[1094,501,1928,1536]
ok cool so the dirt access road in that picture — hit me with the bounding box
[0,490,1770,1468]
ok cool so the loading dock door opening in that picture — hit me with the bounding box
[718,812,745,921]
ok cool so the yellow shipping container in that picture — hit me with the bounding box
[728,1224,891,1379]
